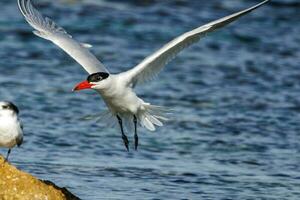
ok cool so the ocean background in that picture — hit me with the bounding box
[0,0,299,199]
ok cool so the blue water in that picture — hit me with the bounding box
[0,0,300,199]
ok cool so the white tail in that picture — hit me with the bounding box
[137,104,171,131]
[89,104,171,132]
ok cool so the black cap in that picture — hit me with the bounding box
[2,102,19,114]
[87,72,109,83]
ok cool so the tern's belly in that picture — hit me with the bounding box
[0,121,21,148]
[0,134,17,148]
[102,90,142,114]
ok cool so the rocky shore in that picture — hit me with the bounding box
[0,156,80,200]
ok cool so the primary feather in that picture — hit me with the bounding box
[18,0,108,74]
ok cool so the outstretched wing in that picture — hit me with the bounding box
[18,0,108,74]
[124,0,269,86]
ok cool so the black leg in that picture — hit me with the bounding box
[134,115,138,151]
[117,115,129,151]
[5,149,11,162]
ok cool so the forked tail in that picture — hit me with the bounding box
[87,104,171,132]
[137,104,171,131]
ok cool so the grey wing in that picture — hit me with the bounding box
[124,0,269,86]
[18,0,108,74]
[16,135,23,147]
[17,122,24,147]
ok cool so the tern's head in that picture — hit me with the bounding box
[73,72,110,91]
[0,101,19,116]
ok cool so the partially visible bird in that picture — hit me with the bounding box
[18,0,269,151]
[0,101,23,162]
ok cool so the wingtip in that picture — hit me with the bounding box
[17,0,30,17]
[260,0,271,6]
[17,0,24,15]
[81,43,93,49]
[242,0,270,15]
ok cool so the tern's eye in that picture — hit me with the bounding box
[2,105,8,109]
[96,75,103,81]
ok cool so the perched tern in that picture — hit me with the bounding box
[0,102,23,162]
[18,0,269,151]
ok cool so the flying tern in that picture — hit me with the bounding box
[18,0,269,151]
[0,102,23,162]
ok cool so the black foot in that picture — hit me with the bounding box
[5,149,11,163]
[117,115,129,152]
[134,133,138,151]
[122,134,129,151]
[134,115,138,151]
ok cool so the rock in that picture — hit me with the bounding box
[0,155,80,200]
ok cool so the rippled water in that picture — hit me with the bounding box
[0,0,299,199]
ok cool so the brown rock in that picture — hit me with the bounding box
[0,156,80,200]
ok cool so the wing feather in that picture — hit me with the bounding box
[124,0,269,86]
[18,0,108,74]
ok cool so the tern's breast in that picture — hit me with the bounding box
[0,117,22,148]
[100,86,142,115]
